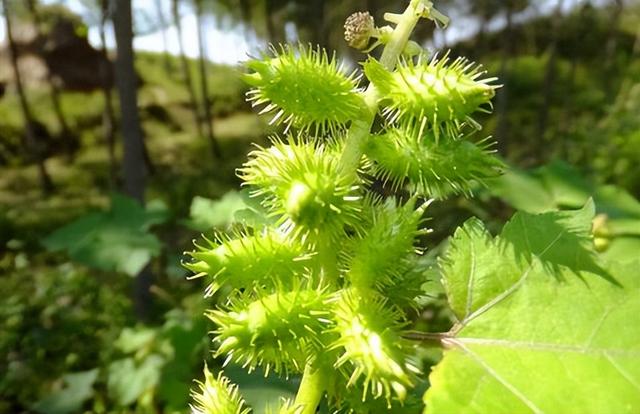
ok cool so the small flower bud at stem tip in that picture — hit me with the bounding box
[344,11,375,50]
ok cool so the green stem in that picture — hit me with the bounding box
[293,363,326,414]
[338,0,426,176]
[317,233,339,285]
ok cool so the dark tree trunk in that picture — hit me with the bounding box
[195,0,222,159]
[25,0,77,162]
[264,0,285,44]
[112,0,153,321]
[536,0,564,142]
[171,0,204,140]
[495,3,515,158]
[264,0,276,43]
[154,0,172,75]
[2,0,54,194]
[100,0,118,187]
[113,0,145,202]
[309,0,328,47]
[238,0,251,28]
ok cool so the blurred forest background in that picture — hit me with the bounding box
[1,0,639,413]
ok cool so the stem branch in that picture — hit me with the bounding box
[338,0,425,176]
[293,363,326,414]
[404,331,451,347]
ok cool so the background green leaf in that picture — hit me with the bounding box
[32,369,99,414]
[42,194,167,276]
[107,355,165,406]
[186,189,273,231]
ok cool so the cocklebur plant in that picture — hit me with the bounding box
[185,1,500,413]
[186,1,640,413]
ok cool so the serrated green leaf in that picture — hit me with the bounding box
[426,208,640,414]
[439,218,524,321]
[489,164,640,228]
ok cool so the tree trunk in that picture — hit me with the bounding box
[495,4,515,158]
[100,0,118,187]
[2,0,54,194]
[154,0,172,75]
[26,0,78,161]
[264,0,285,44]
[112,0,153,321]
[195,0,222,159]
[309,0,328,47]
[536,0,564,142]
[171,0,204,140]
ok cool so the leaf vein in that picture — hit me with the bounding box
[604,352,640,392]
[460,265,533,327]
[450,337,640,357]
[465,230,477,318]
[584,306,614,349]
[456,340,544,414]
[460,230,565,327]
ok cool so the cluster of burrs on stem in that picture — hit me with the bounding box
[186,1,501,413]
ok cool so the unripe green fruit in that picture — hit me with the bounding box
[245,45,366,134]
[240,140,363,244]
[347,199,427,293]
[185,231,312,294]
[190,365,250,414]
[364,54,498,126]
[286,181,315,222]
[331,290,418,401]
[209,289,331,376]
[364,122,504,197]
